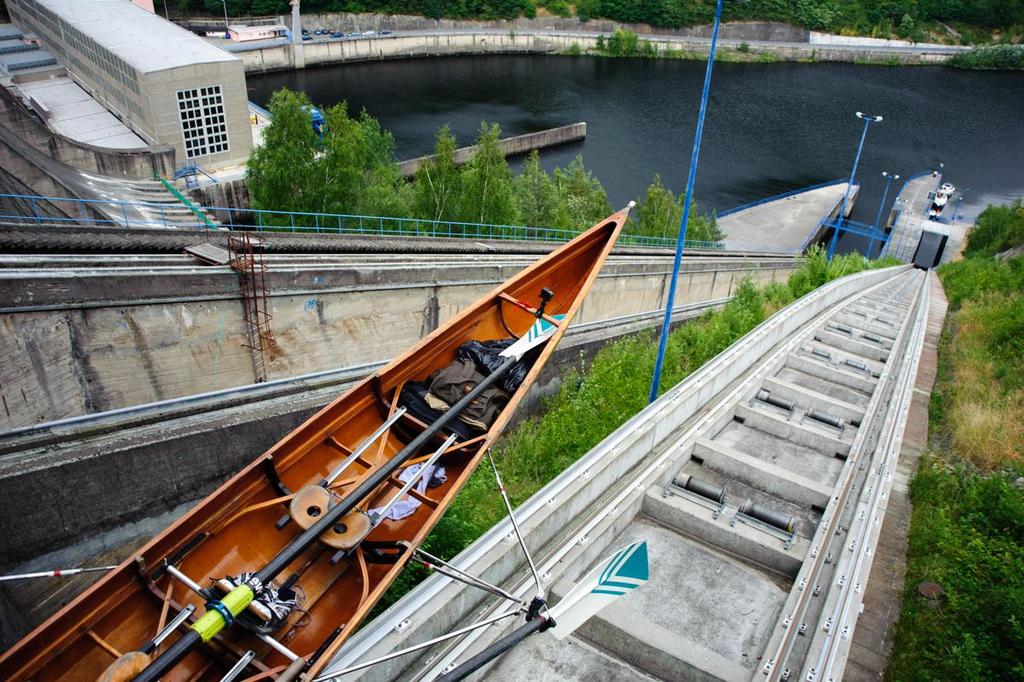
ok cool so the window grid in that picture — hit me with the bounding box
[177,85,229,159]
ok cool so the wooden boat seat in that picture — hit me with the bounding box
[290,485,372,550]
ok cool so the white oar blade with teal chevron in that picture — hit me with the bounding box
[500,314,566,361]
[549,540,649,639]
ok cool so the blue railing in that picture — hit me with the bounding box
[0,192,726,251]
[717,178,849,218]
[247,100,273,121]
[798,182,860,254]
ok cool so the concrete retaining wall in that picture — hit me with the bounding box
[0,256,795,429]
[237,28,958,74]
[297,15,809,42]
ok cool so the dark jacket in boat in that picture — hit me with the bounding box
[428,358,510,431]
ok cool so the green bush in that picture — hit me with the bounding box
[949,44,1024,69]
[939,257,1024,310]
[890,460,1024,681]
[963,200,1024,256]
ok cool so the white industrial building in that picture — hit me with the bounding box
[6,0,252,169]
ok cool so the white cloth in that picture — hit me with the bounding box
[370,463,447,521]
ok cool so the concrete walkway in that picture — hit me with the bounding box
[884,172,940,262]
[719,182,855,253]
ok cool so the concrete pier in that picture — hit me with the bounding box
[718,181,857,253]
[397,122,586,177]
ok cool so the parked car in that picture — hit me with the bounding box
[301,28,309,35]
[362,30,376,36]
[380,29,392,35]
[346,31,360,37]
[302,34,312,41]
[330,31,343,38]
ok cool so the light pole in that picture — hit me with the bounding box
[221,0,230,39]
[951,188,971,225]
[828,111,883,260]
[648,0,723,404]
[869,171,899,258]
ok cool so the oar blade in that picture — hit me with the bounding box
[500,314,566,360]
[549,540,649,639]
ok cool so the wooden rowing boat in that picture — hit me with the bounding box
[0,208,627,681]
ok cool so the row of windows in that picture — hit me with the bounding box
[10,0,141,98]
[177,86,230,158]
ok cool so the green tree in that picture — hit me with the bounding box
[633,174,724,243]
[459,122,520,226]
[412,125,462,222]
[250,0,288,14]
[576,0,601,22]
[246,89,321,217]
[514,150,559,227]
[553,155,611,230]
[318,102,371,213]
[635,173,681,238]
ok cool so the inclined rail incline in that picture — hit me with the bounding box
[324,264,931,682]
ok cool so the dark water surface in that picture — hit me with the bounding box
[249,56,1024,228]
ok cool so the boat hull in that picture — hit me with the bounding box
[0,209,627,681]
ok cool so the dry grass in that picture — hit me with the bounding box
[943,293,1024,470]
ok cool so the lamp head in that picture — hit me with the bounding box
[856,112,883,122]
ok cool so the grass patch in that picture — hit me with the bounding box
[370,247,895,616]
[890,201,1024,679]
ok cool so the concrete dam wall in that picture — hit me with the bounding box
[0,252,797,430]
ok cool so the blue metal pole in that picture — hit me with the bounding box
[828,113,879,260]
[873,173,895,232]
[648,0,723,404]
[869,172,896,258]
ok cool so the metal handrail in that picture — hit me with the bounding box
[799,181,860,253]
[0,192,725,251]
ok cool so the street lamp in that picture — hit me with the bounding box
[828,111,883,260]
[868,170,899,258]
[648,0,724,404]
[221,0,230,40]
[951,188,971,225]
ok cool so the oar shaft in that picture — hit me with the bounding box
[0,566,116,581]
[438,617,549,681]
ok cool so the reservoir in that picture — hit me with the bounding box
[249,55,1024,237]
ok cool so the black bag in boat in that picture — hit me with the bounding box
[456,338,540,395]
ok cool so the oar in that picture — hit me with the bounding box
[437,540,649,681]
[132,297,563,682]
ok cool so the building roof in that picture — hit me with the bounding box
[27,0,240,74]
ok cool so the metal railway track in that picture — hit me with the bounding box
[324,265,930,682]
